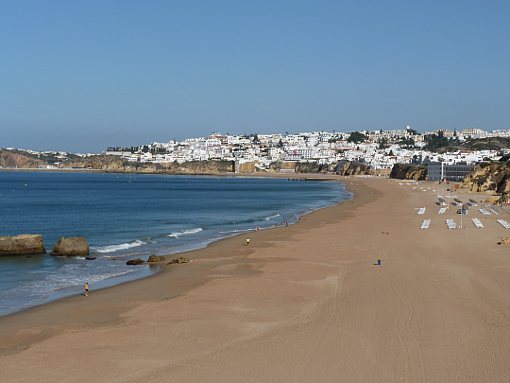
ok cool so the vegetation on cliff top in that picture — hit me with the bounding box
[424,135,510,153]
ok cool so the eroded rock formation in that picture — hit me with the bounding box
[390,163,427,180]
[51,237,89,256]
[0,234,46,255]
[462,162,510,194]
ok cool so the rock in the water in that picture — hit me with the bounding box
[85,256,97,260]
[51,237,89,256]
[147,255,166,263]
[0,234,46,255]
[167,256,190,265]
[126,258,144,265]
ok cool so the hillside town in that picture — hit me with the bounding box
[103,127,510,176]
[3,127,510,181]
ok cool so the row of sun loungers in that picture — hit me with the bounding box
[479,208,492,215]
[497,219,510,229]
[438,207,447,214]
[445,219,457,229]
[472,218,484,229]
[417,207,426,215]
[420,219,431,229]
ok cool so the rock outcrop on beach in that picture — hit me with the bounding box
[462,162,510,194]
[147,255,166,263]
[497,236,510,245]
[167,256,190,265]
[51,237,89,256]
[0,234,46,255]
[126,258,145,265]
[390,163,427,180]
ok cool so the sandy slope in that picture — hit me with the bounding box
[1,177,510,382]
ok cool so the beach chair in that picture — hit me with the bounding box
[497,219,510,229]
[471,218,484,229]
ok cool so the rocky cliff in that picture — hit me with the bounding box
[1,149,374,177]
[61,156,235,174]
[334,160,372,176]
[267,160,372,175]
[0,150,46,168]
[462,162,510,194]
[390,163,427,180]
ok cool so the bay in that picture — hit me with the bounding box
[0,171,350,315]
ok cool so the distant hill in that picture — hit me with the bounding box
[0,149,47,168]
[0,149,83,168]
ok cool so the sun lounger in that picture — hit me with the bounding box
[420,219,431,229]
[497,219,510,229]
[417,207,426,215]
[438,207,446,214]
[471,218,484,228]
[445,219,457,229]
[479,208,491,216]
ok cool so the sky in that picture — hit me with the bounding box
[0,0,509,152]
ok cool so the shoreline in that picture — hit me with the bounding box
[0,172,349,319]
[0,175,358,355]
[3,177,510,382]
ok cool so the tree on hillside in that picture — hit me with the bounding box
[424,132,449,151]
[378,137,389,149]
[398,137,415,148]
[347,131,368,144]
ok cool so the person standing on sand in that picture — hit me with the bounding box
[246,238,250,246]
[84,282,89,297]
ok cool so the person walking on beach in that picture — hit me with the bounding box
[246,238,250,246]
[84,282,89,297]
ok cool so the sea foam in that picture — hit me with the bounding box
[95,240,146,253]
[167,228,203,238]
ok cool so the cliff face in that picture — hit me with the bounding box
[61,156,235,174]
[1,150,373,177]
[266,160,372,175]
[334,160,372,176]
[390,163,427,180]
[0,150,46,168]
[462,162,510,194]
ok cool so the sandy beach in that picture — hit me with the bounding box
[1,176,510,382]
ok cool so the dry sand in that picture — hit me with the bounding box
[1,177,510,382]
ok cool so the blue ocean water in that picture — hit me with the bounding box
[0,171,350,316]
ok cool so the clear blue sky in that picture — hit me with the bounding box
[1,0,509,152]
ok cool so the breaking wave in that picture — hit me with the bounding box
[95,240,146,254]
[167,228,203,238]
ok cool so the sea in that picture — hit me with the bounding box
[0,171,350,316]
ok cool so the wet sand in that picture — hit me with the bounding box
[1,177,510,382]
